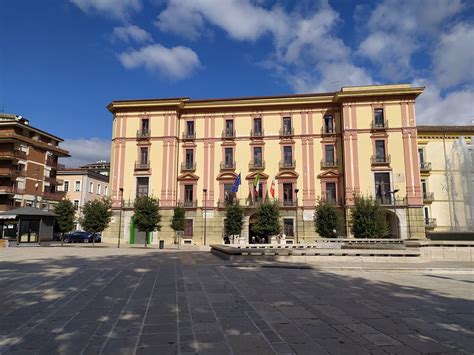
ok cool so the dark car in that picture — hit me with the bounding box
[64,231,101,243]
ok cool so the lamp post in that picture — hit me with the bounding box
[203,189,208,246]
[33,182,39,208]
[294,188,299,244]
[118,188,123,248]
[390,189,400,239]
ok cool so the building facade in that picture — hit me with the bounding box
[0,114,69,211]
[57,169,110,230]
[417,126,474,233]
[79,161,110,176]
[103,84,426,245]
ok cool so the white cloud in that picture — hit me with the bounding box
[70,0,142,20]
[60,138,111,168]
[118,44,201,79]
[433,23,474,89]
[112,25,152,44]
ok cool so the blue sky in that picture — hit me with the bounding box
[1,0,473,166]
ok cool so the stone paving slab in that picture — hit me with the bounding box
[0,247,473,354]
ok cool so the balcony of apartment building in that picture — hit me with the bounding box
[320,159,338,169]
[179,199,198,208]
[43,191,66,201]
[0,185,25,195]
[279,159,296,170]
[371,154,391,166]
[134,161,150,170]
[279,127,294,138]
[136,129,150,140]
[424,218,437,229]
[181,162,196,172]
[220,161,236,170]
[46,156,58,168]
[0,167,26,178]
[0,150,27,161]
[222,129,236,140]
[248,160,265,171]
[420,161,432,173]
[279,198,298,208]
[182,131,196,141]
[423,191,434,203]
[250,129,264,139]
[371,120,389,131]
[321,126,337,136]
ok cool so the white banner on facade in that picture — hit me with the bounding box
[203,210,214,219]
[303,210,314,221]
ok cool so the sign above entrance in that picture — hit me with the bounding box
[303,211,314,221]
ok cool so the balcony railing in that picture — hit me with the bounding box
[0,150,27,160]
[180,200,198,208]
[220,162,236,170]
[250,129,264,138]
[136,130,150,139]
[279,128,294,137]
[46,157,58,167]
[0,168,25,177]
[376,195,393,205]
[321,127,336,135]
[249,160,265,170]
[371,155,391,165]
[222,130,236,139]
[371,121,389,130]
[43,191,66,200]
[135,161,150,170]
[420,162,432,172]
[321,159,338,169]
[0,186,25,194]
[423,192,434,203]
[424,218,437,228]
[181,162,196,172]
[279,160,296,169]
[280,199,298,207]
[182,132,195,140]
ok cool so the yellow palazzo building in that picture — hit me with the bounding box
[103,84,429,245]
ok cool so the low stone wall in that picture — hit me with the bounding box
[412,241,474,262]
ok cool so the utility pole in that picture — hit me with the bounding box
[203,189,207,245]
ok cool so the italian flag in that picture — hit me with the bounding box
[253,173,260,197]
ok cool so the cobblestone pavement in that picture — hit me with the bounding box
[0,247,473,354]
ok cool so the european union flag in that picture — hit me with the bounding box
[231,173,241,193]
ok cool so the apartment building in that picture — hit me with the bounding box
[79,160,110,176]
[417,126,474,233]
[0,114,69,211]
[102,84,426,245]
[57,169,109,229]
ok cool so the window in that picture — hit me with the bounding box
[283,146,293,164]
[75,181,81,192]
[253,147,262,167]
[253,118,262,135]
[283,183,293,206]
[374,172,391,204]
[184,219,194,237]
[73,200,79,210]
[140,147,148,165]
[186,121,195,137]
[185,149,194,168]
[283,117,292,134]
[324,115,334,133]
[375,140,386,162]
[141,118,149,133]
[283,218,294,237]
[184,185,193,205]
[224,147,233,167]
[224,183,234,203]
[89,182,94,193]
[254,183,263,202]
[418,148,425,163]
[225,119,234,136]
[374,108,384,127]
[423,206,430,222]
[325,145,335,164]
[97,184,101,195]
[326,182,336,204]
[64,181,69,192]
[104,186,108,196]
[136,177,149,197]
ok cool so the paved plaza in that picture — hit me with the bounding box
[0,247,473,354]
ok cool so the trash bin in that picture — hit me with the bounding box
[159,240,164,249]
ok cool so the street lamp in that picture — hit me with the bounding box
[294,188,299,244]
[33,182,39,208]
[203,189,208,246]
[118,188,123,248]
[390,189,400,239]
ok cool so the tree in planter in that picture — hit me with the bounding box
[54,199,76,246]
[314,198,341,238]
[170,206,185,244]
[132,196,161,248]
[80,197,112,247]
[224,201,244,242]
[350,196,389,238]
[252,200,281,242]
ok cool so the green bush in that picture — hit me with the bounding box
[314,198,341,238]
[350,196,389,238]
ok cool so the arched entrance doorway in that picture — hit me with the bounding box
[249,213,268,243]
[385,210,400,238]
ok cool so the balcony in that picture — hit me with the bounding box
[376,196,393,206]
[222,130,236,139]
[280,199,298,207]
[321,159,338,169]
[180,200,198,208]
[423,192,434,203]
[46,157,58,167]
[250,129,264,139]
[0,150,27,160]
[279,160,296,169]
[371,154,391,165]
[134,161,150,170]
[279,128,294,137]
[43,191,66,201]
[182,132,196,141]
[0,168,25,178]
[371,121,389,130]
[0,186,25,195]
[420,162,432,173]
[321,127,336,136]
[220,162,236,170]
[181,162,196,172]
[248,160,265,170]
[424,218,437,229]
[136,129,150,139]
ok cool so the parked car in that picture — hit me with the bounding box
[63,231,101,243]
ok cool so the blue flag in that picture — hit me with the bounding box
[231,173,241,193]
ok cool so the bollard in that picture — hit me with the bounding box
[159,240,164,249]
